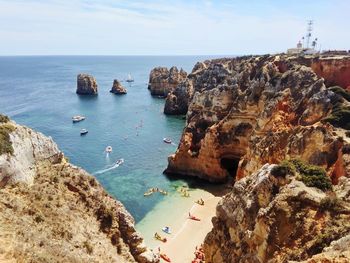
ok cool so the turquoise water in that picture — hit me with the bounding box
[0,56,215,221]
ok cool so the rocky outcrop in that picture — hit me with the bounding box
[164,79,193,115]
[165,54,350,182]
[148,66,187,97]
[204,164,350,263]
[76,74,98,95]
[0,120,156,263]
[110,79,127,95]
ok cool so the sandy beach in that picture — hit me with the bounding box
[137,188,221,263]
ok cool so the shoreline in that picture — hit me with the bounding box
[136,188,221,263]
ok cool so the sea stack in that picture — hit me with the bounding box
[110,79,127,95]
[148,66,187,97]
[76,73,98,95]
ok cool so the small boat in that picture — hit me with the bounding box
[163,138,172,144]
[144,191,153,197]
[105,146,113,153]
[188,213,200,221]
[160,253,171,262]
[162,226,171,234]
[115,158,124,165]
[126,73,134,83]
[72,115,85,123]
[80,129,88,135]
[154,232,167,243]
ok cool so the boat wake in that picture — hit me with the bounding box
[93,159,124,175]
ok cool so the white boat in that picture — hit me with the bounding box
[80,129,88,135]
[126,73,134,82]
[105,146,113,153]
[115,158,124,165]
[163,138,172,144]
[72,115,86,123]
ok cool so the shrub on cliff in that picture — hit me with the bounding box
[323,101,350,130]
[0,114,9,123]
[0,123,15,155]
[319,196,342,212]
[290,159,332,191]
[271,160,295,177]
[274,159,332,191]
[329,86,350,102]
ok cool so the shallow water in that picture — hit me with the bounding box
[0,55,219,222]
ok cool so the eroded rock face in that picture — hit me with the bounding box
[110,79,127,95]
[77,74,98,95]
[0,121,156,263]
[148,66,187,97]
[204,164,350,263]
[165,55,350,182]
[164,79,194,115]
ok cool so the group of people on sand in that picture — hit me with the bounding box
[192,244,205,263]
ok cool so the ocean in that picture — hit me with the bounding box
[0,55,218,222]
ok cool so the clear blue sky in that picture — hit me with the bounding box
[0,0,348,55]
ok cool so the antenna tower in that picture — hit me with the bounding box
[306,20,313,49]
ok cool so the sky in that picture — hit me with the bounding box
[0,0,349,55]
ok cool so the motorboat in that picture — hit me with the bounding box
[126,73,134,83]
[163,138,172,144]
[80,129,88,135]
[105,146,113,153]
[115,158,124,165]
[72,115,85,123]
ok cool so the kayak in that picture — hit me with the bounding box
[160,253,171,262]
[189,216,201,221]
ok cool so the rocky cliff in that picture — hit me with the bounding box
[204,163,350,263]
[148,66,187,97]
[0,118,156,263]
[76,73,98,95]
[165,54,350,183]
[110,79,127,95]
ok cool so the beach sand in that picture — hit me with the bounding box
[136,188,221,263]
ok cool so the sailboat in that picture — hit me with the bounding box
[126,73,134,83]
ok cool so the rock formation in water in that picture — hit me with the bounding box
[0,117,156,263]
[204,163,350,263]
[148,66,187,97]
[165,54,350,183]
[76,74,98,95]
[110,79,127,95]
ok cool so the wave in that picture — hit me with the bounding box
[93,159,124,175]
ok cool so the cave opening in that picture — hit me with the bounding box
[220,157,240,180]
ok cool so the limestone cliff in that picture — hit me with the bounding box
[165,54,350,182]
[204,164,350,262]
[0,119,156,263]
[148,66,187,97]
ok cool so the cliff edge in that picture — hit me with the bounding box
[0,117,156,263]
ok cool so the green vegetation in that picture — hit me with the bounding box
[271,160,296,177]
[329,86,350,102]
[0,114,10,123]
[273,159,332,191]
[322,102,350,130]
[319,196,342,213]
[323,87,350,130]
[0,123,15,155]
